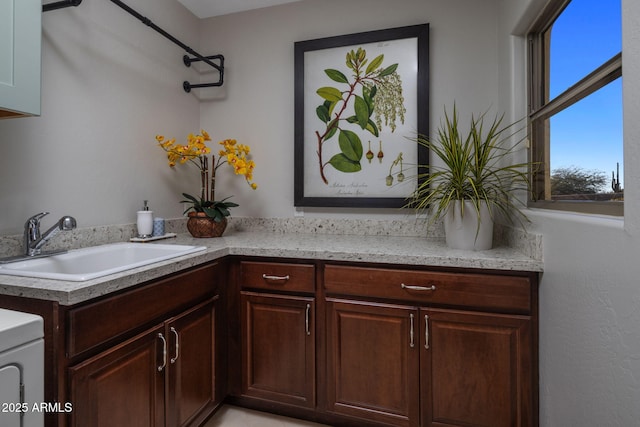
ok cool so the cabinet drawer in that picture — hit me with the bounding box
[240,261,315,293]
[324,264,532,314]
[67,263,218,358]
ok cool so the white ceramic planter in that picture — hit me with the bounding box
[443,200,493,251]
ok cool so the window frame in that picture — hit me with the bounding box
[527,0,623,216]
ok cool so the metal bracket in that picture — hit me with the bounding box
[182,54,224,93]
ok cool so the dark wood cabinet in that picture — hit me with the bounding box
[241,292,315,408]
[237,260,317,409]
[68,324,166,427]
[229,259,538,427]
[421,308,532,427]
[326,299,420,427]
[324,263,538,427]
[325,299,533,427]
[68,297,218,427]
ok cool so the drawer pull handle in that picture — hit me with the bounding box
[157,333,167,372]
[409,313,415,348]
[262,274,290,283]
[170,327,179,364]
[401,283,436,291]
[305,304,311,336]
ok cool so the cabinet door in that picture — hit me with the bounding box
[421,308,532,427]
[241,292,315,408]
[326,298,420,427]
[68,324,166,427]
[166,298,218,427]
[0,0,41,117]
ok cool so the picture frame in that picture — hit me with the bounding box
[294,23,429,208]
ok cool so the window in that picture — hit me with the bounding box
[528,0,622,215]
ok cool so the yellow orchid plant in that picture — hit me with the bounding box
[155,130,257,222]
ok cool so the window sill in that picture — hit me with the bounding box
[527,208,625,231]
[528,200,623,217]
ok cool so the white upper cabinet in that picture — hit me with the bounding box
[0,0,41,118]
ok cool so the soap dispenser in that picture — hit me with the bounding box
[136,200,153,238]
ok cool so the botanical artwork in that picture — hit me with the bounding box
[313,47,406,186]
[295,24,428,207]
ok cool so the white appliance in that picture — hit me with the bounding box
[0,308,44,427]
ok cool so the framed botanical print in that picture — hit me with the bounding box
[294,24,429,208]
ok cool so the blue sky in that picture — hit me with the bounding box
[549,0,622,188]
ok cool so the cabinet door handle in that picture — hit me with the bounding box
[425,315,430,350]
[401,283,436,291]
[305,304,311,336]
[157,333,167,372]
[170,327,179,364]
[409,313,415,348]
[262,274,290,283]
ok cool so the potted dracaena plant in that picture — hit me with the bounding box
[407,105,532,250]
[155,130,257,237]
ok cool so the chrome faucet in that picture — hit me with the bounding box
[24,212,77,256]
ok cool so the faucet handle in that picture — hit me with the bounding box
[27,212,50,224]
[25,212,49,240]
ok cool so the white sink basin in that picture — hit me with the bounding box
[0,243,206,281]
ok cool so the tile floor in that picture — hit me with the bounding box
[204,405,330,427]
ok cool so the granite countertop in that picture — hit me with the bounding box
[0,229,543,306]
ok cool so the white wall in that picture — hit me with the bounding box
[1,0,503,230]
[499,0,640,425]
[198,0,501,219]
[0,0,202,234]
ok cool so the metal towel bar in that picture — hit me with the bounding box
[43,0,82,13]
